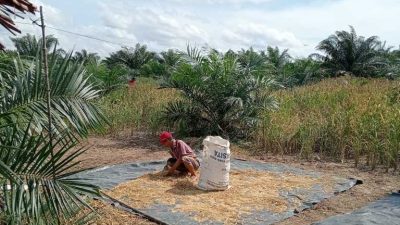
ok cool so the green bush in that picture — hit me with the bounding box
[161,47,278,139]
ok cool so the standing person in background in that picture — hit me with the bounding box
[128,77,136,94]
[159,131,200,178]
[128,77,136,88]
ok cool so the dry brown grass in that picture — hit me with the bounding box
[98,78,180,134]
[255,76,400,169]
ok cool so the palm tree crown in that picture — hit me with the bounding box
[314,26,385,77]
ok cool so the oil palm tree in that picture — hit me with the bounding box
[1,2,104,223]
[281,58,325,87]
[10,34,60,58]
[141,49,182,78]
[0,51,106,137]
[105,43,155,77]
[237,47,267,75]
[0,124,100,225]
[264,46,291,71]
[0,50,106,224]
[73,49,100,65]
[162,47,277,138]
[314,26,385,77]
[158,49,181,67]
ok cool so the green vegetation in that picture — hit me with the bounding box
[91,27,400,169]
[1,23,400,224]
[10,34,64,59]
[313,26,389,77]
[161,47,278,138]
[0,48,106,224]
[98,78,179,134]
[104,43,155,79]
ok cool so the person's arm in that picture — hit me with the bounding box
[167,158,182,176]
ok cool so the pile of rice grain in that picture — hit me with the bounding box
[107,170,333,224]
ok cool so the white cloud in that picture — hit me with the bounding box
[99,2,209,51]
[221,23,304,49]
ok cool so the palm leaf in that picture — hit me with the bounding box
[0,50,107,137]
[0,123,100,225]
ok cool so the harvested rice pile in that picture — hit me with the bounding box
[108,170,335,224]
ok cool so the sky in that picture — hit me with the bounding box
[1,0,399,58]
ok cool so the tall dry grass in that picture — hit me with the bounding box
[97,78,180,135]
[255,76,400,170]
[97,76,400,169]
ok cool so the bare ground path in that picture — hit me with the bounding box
[75,132,169,171]
[78,132,400,225]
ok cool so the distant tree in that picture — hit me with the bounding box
[237,47,267,74]
[159,49,182,67]
[10,34,61,58]
[264,46,291,71]
[105,43,155,77]
[313,26,385,77]
[140,49,182,78]
[74,49,100,65]
[379,44,400,79]
[86,61,128,94]
[281,58,325,87]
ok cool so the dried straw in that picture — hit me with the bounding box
[107,170,335,225]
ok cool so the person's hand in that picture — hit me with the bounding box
[166,168,176,176]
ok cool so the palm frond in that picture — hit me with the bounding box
[0,51,107,137]
[0,123,100,225]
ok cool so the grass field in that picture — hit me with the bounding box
[99,76,400,169]
[98,78,180,135]
[255,76,400,169]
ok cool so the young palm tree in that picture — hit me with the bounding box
[281,58,325,87]
[314,26,385,77]
[0,124,100,225]
[0,50,106,224]
[0,51,106,137]
[162,47,278,139]
[86,62,128,94]
[1,2,104,223]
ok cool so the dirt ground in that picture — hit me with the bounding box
[75,132,170,170]
[79,132,400,225]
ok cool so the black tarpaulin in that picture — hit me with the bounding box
[313,192,400,225]
[73,159,359,225]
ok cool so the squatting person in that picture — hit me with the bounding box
[159,131,200,178]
